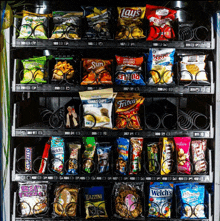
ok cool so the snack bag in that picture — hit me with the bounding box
[50,137,65,175]
[116,137,129,175]
[50,11,83,39]
[81,58,113,85]
[115,93,145,130]
[79,88,116,129]
[18,181,48,216]
[82,137,96,173]
[147,143,159,173]
[84,186,108,219]
[146,48,175,85]
[82,7,111,39]
[145,5,176,41]
[53,184,79,217]
[18,10,51,39]
[21,56,48,84]
[115,7,146,40]
[129,137,143,175]
[148,182,173,218]
[174,137,191,175]
[115,55,145,85]
[66,143,81,175]
[113,182,144,219]
[160,137,175,175]
[96,143,112,173]
[178,184,206,219]
[191,140,207,174]
[52,57,75,81]
[39,139,51,174]
[179,54,208,83]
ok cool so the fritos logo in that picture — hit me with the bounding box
[120,8,142,18]
[117,99,136,109]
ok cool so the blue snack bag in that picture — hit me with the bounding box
[116,137,129,175]
[96,143,112,173]
[148,182,174,218]
[146,48,175,85]
[115,55,146,86]
[51,137,65,175]
[179,184,206,219]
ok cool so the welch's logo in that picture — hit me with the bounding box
[120,8,142,18]
[150,188,173,197]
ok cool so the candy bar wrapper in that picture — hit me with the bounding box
[96,143,112,173]
[82,137,96,173]
[129,137,143,175]
[25,147,33,173]
[191,140,207,174]
[174,137,191,175]
[160,137,175,175]
[19,181,48,216]
[116,137,129,175]
[39,139,51,174]
[66,143,81,175]
[147,143,159,173]
[51,137,65,175]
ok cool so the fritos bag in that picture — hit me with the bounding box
[115,93,145,130]
[145,5,176,41]
[115,7,146,40]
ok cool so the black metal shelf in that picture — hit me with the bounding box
[12,84,214,94]
[12,38,214,50]
[12,128,213,138]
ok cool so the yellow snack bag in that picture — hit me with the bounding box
[160,137,175,175]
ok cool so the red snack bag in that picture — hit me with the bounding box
[129,137,144,175]
[115,93,145,130]
[174,137,191,174]
[145,4,176,41]
[81,58,113,85]
[39,138,51,174]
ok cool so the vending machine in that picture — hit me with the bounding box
[1,1,220,221]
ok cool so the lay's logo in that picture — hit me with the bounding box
[150,189,173,197]
[120,8,142,18]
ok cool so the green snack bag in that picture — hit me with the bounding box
[82,137,96,173]
[21,56,47,84]
[147,143,159,173]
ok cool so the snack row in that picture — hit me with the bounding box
[21,137,208,176]
[20,51,210,85]
[18,181,209,219]
[17,5,179,41]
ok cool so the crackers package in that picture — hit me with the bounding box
[146,48,175,85]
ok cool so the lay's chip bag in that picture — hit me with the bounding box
[115,7,146,40]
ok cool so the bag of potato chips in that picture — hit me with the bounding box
[146,48,175,85]
[79,88,116,129]
[115,7,146,40]
[179,54,208,83]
